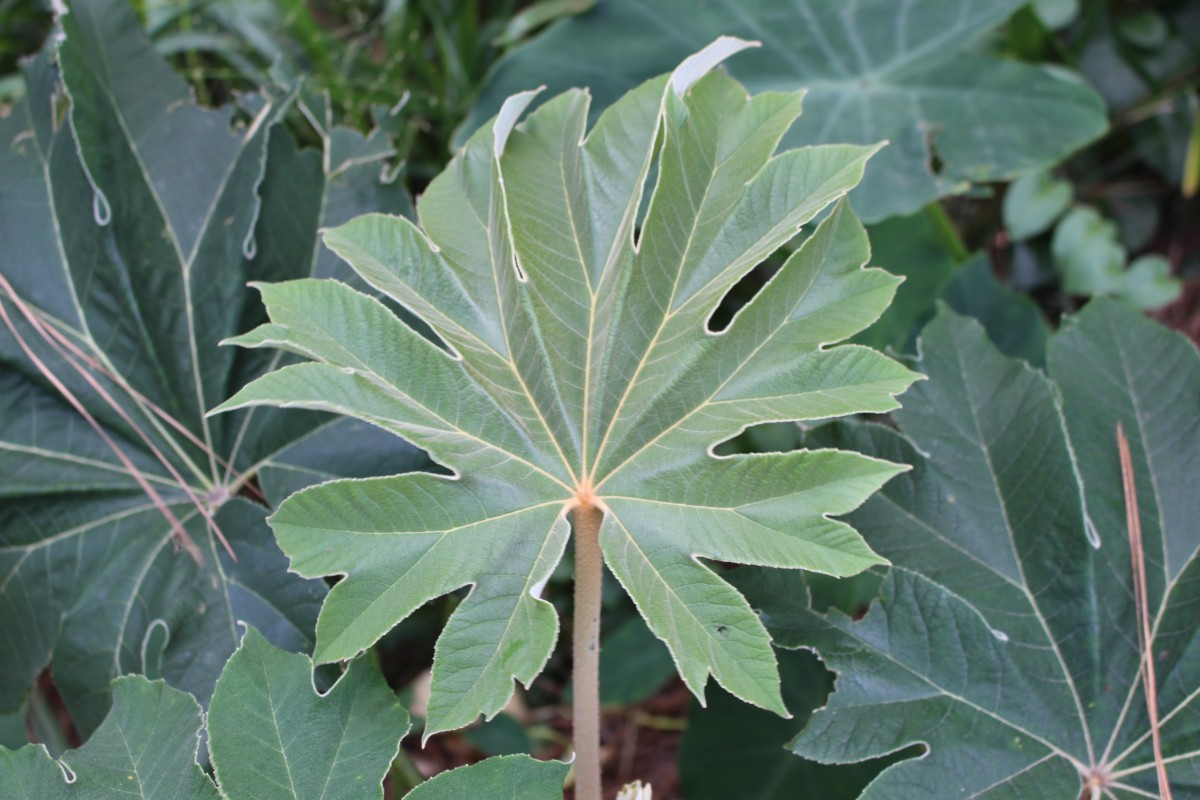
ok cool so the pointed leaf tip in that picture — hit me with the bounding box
[671,37,760,95]
[494,87,545,155]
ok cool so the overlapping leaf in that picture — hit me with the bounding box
[678,648,889,799]
[0,628,409,799]
[746,302,1200,798]
[459,0,1108,222]
[219,37,919,736]
[404,755,569,800]
[0,0,419,731]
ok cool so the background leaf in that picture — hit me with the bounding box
[0,629,407,799]
[749,302,1200,797]
[1003,170,1073,241]
[459,0,1108,222]
[402,755,568,800]
[0,0,418,731]
[940,257,1051,367]
[852,210,966,354]
[678,647,892,800]
[208,627,410,800]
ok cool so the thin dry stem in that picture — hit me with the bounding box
[1117,423,1171,799]
[0,278,243,562]
[0,289,204,565]
[28,306,261,502]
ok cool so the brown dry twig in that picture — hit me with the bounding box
[1116,422,1172,800]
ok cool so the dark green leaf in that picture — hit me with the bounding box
[0,0,416,729]
[941,256,1050,366]
[461,0,1108,222]
[679,647,889,800]
[598,615,677,707]
[757,303,1200,797]
[463,713,532,757]
[403,755,569,800]
[208,628,410,800]
[853,209,965,354]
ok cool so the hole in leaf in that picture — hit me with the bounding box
[707,260,778,333]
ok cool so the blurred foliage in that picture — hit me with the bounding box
[994,0,1198,314]
[0,0,53,99]
[0,0,587,189]
[142,0,544,184]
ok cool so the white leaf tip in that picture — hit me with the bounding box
[671,37,759,96]
[494,87,545,155]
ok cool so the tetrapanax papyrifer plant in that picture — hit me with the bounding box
[0,0,414,734]
[216,37,919,799]
[740,302,1200,798]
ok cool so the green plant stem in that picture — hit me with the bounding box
[572,502,604,800]
[1183,99,1200,199]
[390,747,424,793]
[924,201,969,263]
[28,686,68,758]
[631,711,687,731]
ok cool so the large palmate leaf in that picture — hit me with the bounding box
[0,628,409,799]
[459,0,1108,222]
[0,0,418,731]
[218,38,920,736]
[745,301,1200,798]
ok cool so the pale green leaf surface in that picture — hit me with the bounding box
[1119,255,1183,311]
[1053,206,1127,295]
[1032,0,1080,30]
[1003,170,1073,241]
[403,755,569,800]
[220,40,918,734]
[746,303,1200,797]
[459,0,1108,222]
[1052,207,1182,309]
[208,628,410,800]
[0,0,417,730]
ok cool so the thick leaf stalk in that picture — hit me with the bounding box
[572,501,604,800]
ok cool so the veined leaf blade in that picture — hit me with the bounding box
[228,39,917,729]
[751,303,1200,796]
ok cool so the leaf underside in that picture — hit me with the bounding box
[219,37,919,735]
[749,301,1200,798]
